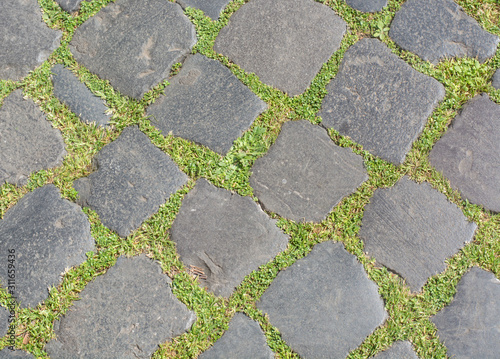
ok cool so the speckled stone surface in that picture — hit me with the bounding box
[0,307,8,338]
[55,0,90,12]
[346,0,387,13]
[493,69,500,89]
[372,341,418,359]
[177,0,231,20]
[0,349,35,358]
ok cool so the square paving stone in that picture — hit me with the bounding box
[389,0,499,64]
[177,0,231,20]
[170,178,289,298]
[319,38,445,165]
[0,90,67,186]
[55,0,90,13]
[0,185,95,308]
[345,0,387,13]
[493,69,500,90]
[257,241,387,359]
[0,349,35,358]
[70,0,196,99]
[429,94,500,213]
[214,0,346,96]
[371,341,418,359]
[359,176,477,292]
[431,267,500,358]
[74,126,188,238]
[0,0,62,81]
[147,54,266,155]
[250,120,367,222]
[45,255,196,359]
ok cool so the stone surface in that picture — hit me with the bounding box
[52,65,111,127]
[171,178,289,298]
[74,126,188,237]
[0,307,8,338]
[147,54,266,155]
[431,267,500,358]
[199,313,273,359]
[0,90,66,186]
[45,255,196,359]
[429,94,500,213]
[70,0,196,99]
[0,0,62,81]
[214,0,346,96]
[250,120,367,222]
[372,341,418,359]
[0,185,95,308]
[346,0,387,13]
[257,241,387,359]
[0,349,35,358]
[177,0,231,20]
[493,69,500,90]
[359,176,477,292]
[389,0,499,64]
[55,0,89,12]
[319,38,445,165]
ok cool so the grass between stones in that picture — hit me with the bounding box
[0,0,499,358]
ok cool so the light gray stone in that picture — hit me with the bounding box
[0,307,8,338]
[214,0,346,96]
[177,0,231,20]
[493,69,500,90]
[257,241,387,359]
[74,126,188,238]
[147,54,266,155]
[372,341,418,359]
[70,0,196,99]
[0,349,35,358]
[346,0,387,13]
[55,0,90,13]
[250,120,367,222]
[389,0,499,64]
[319,38,445,165]
[171,178,289,298]
[359,176,477,292]
[45,255,196,359]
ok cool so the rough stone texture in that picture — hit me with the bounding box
[0,307,8,338]
[359,176,477,292]
[0,90,67,186]
[319,38,445,165]
[171,178,289,298]
[257,241,387,359]
[346,0,387,13]
[214,0,346,96]
[389,0,499,64]
[74,126,188,238]
[0,349,35,358]
[0,0,62,81]
[177,0,231,20]
[493,69,500,90]
[199,313,274,359]
[372,341,418,359]
[70,0,196,99]
[431,267,500,359]
[45,255,196,359]
[429,94,500,213]
[55,0,90,12]
[0,185,95,308]
[250,120,367,222]
[147,54,266,155]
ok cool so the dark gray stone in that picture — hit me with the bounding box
[346,0,387,13]
[74,126,188,238]
[171,178,289,298]
[45,255,196,359]
[0,349,35,358]
[51,65,111,127]
[0,90,67,186]
[431,267,500,359]
[0,307,8,338]
[372,341,418,359]
[147,54,266,155]
[0,185,95,308]
[319,38,445,165]
[493,69,500,90]
[250,120,367,222]
[199,313,273,359]
[389,0,499,64]
[177,0,231,20]
[359,176,477,292]
[429,94,500,213]
[214,0,346,96]
[55,0,90,13]
[70,0,196,99]
[0,0,62,81]
[257,241,387,359]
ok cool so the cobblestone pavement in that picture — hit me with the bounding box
[1,0,499,358]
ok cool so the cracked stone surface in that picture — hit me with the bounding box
[257,241,387,359]
[359,176,477,292]
[429,94,500,213]
[493,69,500,89]
[372,341,418,359]
[199,313,274,359]
[74,126,188,238]
[0,90,67,186]
[170,178,289,298]
[214,0,346,96]
[70,0,196,99]
[52,65,111,127]
[346,0,387,13]
[45,255,196,359]
[431,267,500,358]
[250,120,367,222]
[147,54,266,155]
[319,38,445,165]
[55,0,90,12]
[0,349,35,358]
[0,185,95,308]
[0,0,62,81]
[389,0,499,64]
[177,0,231,20]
